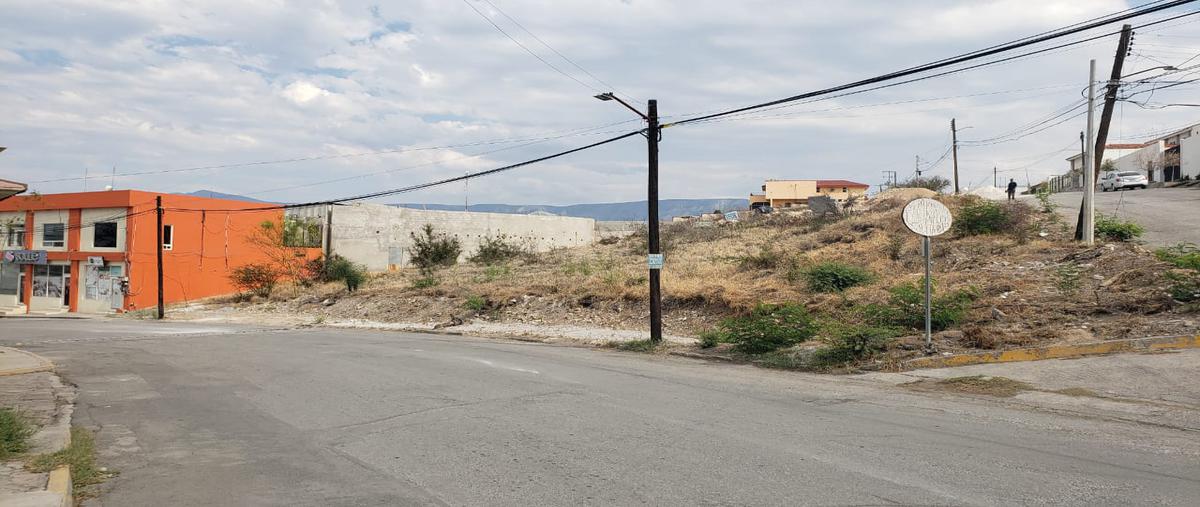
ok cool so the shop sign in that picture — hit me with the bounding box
[2,250,48,265]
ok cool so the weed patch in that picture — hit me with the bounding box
[464,295,487,311]
[706,303,815,354]
[617,339,658,352]
[410,224,462,270]
[803,262,874,293]
[411,276,440,289]
[809,324,901,367]
[865,281,977,331]
[1155,243,1200,271]
[1095,214,1144,242]
[735,244,785,271]
[28,427,113,493]
[954,200,1009,236]
[0,408,34,459]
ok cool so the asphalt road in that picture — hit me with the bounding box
[2,318,1198,506]
[1046,187,1200,247]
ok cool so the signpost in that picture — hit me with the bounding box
[901,198,953,352]
[647,253,664,270]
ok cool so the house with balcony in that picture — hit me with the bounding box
[0,190,315,315]
[748,179,869,209]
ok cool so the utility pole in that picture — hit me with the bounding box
[646,99,662,343]
[993,167,998,188]
[593,92,662,343]
[156,195,165,319]
[915,155,922,177]
[1076,24,1132,240]
[951,119,961,193]
[1083,60,1097,246]
[324,204,334,260]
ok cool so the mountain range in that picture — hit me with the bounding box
[185,190,747,221]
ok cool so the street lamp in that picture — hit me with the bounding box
[595,92,662,343]
[1120,65,1176,80]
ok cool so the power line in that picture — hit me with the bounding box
[665,0,1200,127]
[478,0,635,101]
[165,130,643,213]
[460,0,602,93]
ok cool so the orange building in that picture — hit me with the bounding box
[0,190,313,315]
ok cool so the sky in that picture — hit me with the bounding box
[1,0,1198,205]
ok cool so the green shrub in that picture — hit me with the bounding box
[1094,214,1144,242]
[1035,186,1057,213]
[464,295,487,311]
[470,234,526,265]
[698,330,728,349]
[1155,243,1200,271]
[897,175,951,193]
[325,255,368,292]
[0,408,34,459]
[810,324,901,367]
[707,303,816,354]
[803,262,874,292]
[410,224,461,271]
[228,263,279,298]
[866,281,977,331]
[1165,272,1200,303]
[1054,263,1082,295]
[954,200,1008,236]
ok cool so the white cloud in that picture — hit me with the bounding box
[1,0,1197,202]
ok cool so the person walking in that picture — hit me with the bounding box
[1006,178,1018,201]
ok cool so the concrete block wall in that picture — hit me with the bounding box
[290,203,595,271]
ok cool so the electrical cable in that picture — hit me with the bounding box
[665,1,1199,128]
[478,0,636,101]
[460,0,602,93]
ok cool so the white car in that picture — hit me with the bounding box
[1100,171,1148,191]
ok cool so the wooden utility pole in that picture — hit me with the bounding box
[1075,24,1132,240]
[156,195,165,319]
[646,99,662,343]
[951,119,961,193]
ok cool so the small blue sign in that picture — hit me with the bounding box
[723,211,739,222]
[2,250,47,265]
[647,253,664,269]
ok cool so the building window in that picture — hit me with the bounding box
[162,225,173,250]
[4,223,22,248]
[43,223,65,247]
[843,187,848,192]
[32,264,69,299]
[94,222,118,248]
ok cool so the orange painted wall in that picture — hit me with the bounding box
[1,190,321,312]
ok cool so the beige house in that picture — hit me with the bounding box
[749,179,869,209]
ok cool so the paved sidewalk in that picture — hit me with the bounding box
[0,347,74,507]
[866,348,1200,430]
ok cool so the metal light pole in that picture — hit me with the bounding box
[1083,60,1097,246]
[595,93,663,343]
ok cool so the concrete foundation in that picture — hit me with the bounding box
[290,204,595,271]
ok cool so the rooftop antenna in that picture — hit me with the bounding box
[109,165,116,190]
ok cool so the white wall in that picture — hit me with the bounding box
[290,204,596,271]
[80,207,127,252]
[1115,142,1164,178]
[32,210,69,252]
[1182,134,1200,180]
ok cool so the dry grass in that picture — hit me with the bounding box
[927,375,1033,397]
[229,195,1192,359]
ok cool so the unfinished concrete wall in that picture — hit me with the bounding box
[290,203,594,271]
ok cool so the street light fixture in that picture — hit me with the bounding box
[594,92,662,343]
[1120,65,1176,80]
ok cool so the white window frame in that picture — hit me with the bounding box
[4,223,22,248]
[42,223,65,248]
[162,224,173,251]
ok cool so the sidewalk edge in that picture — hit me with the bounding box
[904,334,1200,370]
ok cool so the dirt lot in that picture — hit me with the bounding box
[171,192,1199,369]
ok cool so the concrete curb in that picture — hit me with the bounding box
[0,347,55,377]
[903,334,1200,370]
[0,348,73,507]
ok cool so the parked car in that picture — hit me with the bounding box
[1100,171,1148,191]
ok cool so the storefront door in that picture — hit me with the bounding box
[31,264,70,309]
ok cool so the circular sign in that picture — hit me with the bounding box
[902,198,953,237]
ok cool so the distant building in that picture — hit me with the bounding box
[0,190,316,315]
[749,179,869,209]
[0,178,25,202]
